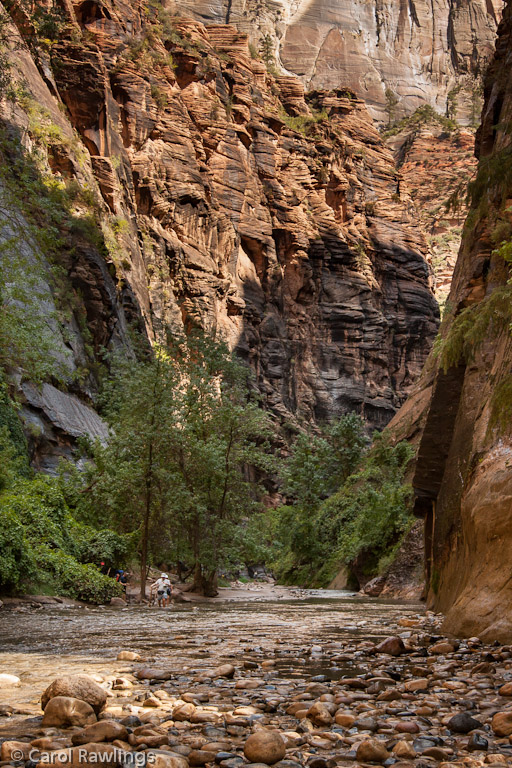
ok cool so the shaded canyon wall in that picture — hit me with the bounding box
[391,0,512,641]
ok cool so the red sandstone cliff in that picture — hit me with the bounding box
[391,0,512,640]
[2,0,439,466]
[166,0,501,126]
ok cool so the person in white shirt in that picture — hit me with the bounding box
[153,573,172,607]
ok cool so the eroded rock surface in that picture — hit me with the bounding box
[4,2,439,433]
[392,0,512,641]
[166,0,501,125]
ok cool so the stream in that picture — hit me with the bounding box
[0,588,423,717]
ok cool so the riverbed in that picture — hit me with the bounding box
[2,588,511,766]
[0,588,423,717]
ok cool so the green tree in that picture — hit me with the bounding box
[273,414,367,580]
[78,333,273,598]
[280,413,367,509]
[446,85,461,121]
[271,426,413,587]
[384,87,399,127]
[259,34,278,75]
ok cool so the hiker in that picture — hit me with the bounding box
[115,569,128,594]
[153,572,172,607]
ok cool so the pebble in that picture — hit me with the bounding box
[0,674,20,687]
[447,712,483,733]
[4,617,512,768]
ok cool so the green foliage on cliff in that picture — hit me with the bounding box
[434,285,512,372]
[382,104,457,139]
[268,422,414,587]
[279,107,329,136]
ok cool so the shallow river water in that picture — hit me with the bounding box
[0,588,423,718]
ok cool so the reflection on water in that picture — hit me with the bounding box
[0,589,423,714]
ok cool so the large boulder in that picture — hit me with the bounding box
[146,752,189,768]
[71,720,128,745]
[243,731,286,765]
[42,675,107,714]
[42,696,97,727]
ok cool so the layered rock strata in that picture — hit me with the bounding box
[166,0,502,125]
[4,1,439,442]
[386,122,477,309]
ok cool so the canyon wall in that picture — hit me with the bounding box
[167,0,502,124]
[392,0,512,641]
[1,0,439,468]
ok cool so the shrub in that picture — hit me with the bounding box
[34,545,123,603]
[0,506,34,589]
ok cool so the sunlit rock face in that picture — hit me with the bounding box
[5,2,438,434]
[167,0,502,124]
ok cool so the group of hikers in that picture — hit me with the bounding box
[100,561,175,607]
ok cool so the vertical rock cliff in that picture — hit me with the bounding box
[396,0,512,641]
[167,0,501,124]
[1,0,439,458]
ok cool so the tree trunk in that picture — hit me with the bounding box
[191,563,218,597]
[140,501,150,601]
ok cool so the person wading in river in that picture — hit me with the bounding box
[153,573,172,607]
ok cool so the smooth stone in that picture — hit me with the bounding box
[421,746,452,760]
[499,682,512,696]
[0,673,21,687]
[395,721,419,734]
[42,696,97,728]
[213,665,235,679]
[429,642,455,655]
[121,716,142,727]
[447,712,482,733]
[391,741,416,759]
[117,651,141,662]
[1,741,33,761]
[135,669,172,681]
[354,718,378,732]
[492,711,512,736]
[306,702,333,726]
[42,676,107,714]
[145,752,188,768]
[243,731,286,765]
[188,750,217,766]
[71,721,129,745]
[403,678,428,692]
[374,638,406,657]
[335,713,355,727]
[355,739,390,763]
